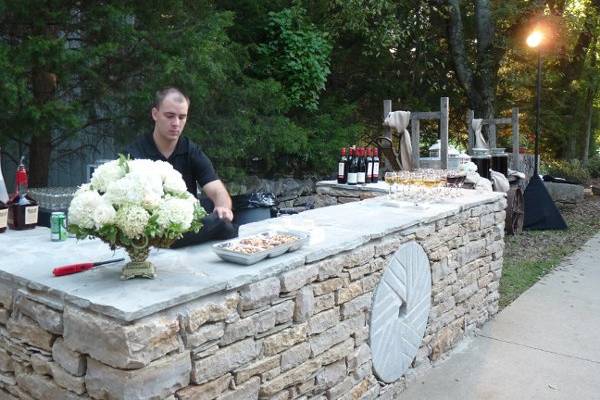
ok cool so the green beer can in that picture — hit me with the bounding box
[51,212,67,241]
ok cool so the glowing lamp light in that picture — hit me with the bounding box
[527,30,543,48]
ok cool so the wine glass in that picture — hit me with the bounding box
[384,172,396,199]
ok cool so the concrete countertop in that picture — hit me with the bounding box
[0,190,503,322]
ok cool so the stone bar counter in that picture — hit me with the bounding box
[0,190,506,400]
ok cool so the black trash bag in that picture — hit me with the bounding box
[232,192,277,225]
[542,175,581,185]
[232,192,276,209]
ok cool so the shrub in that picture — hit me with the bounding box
[586,156,600,178]
[542,159,590,184]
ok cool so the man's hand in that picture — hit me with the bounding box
[213,206,234,222]
[203,180,234,223]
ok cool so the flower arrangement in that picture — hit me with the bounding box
[68,155,207,279]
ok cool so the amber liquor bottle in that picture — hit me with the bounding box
[7,157,39,230]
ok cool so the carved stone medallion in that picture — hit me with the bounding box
[369,241,431,382]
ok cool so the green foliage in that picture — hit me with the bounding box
[542,159,591,184]
[257,6,332,111]
[586,155,600,178]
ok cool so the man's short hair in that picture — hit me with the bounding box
[154,87,190,109]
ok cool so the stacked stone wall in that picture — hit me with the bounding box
[0,198,505,399]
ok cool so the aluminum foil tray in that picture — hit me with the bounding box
[212,230,309,265]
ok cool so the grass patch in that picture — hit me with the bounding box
[499,195,600,309]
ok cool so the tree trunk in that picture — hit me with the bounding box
[582,88,594,165]
[446,0,496,119]
[29,70,57,187]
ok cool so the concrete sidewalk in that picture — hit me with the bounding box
[400,232,600,400]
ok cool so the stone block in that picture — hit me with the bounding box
[258,359,321,397]
[294,287,315,322]
[6,313,54,352]
[272,301,295,325]
[235,355,280,384]
[316,338,354,366]
[308,308,340,336]
[430,319,464,361]
[315,359,346,388]
[544,181,584,204]
[14,295,63,335]
[326,376,354,400]
[340,293,371,319]
[15,369,83,400]
[221,318,257,346]
[280,264,318,292]
[309,322,351,357]
[359,273,380,293]
[262,323,307,356]
[217,376,260,400]
[183,322,224,348]
[180,293,239,332]
[49,362,86,395]
[176,374,231,400]
[281,342,311,372]
[52,338,86,377]
[85,351,191,400]
[347,343,371,371]
[30,353,51,376]
[314,294,335,314]
[0,308,10,325]
[312,278,344,296]
[338,196,359,204]
[348,264,371,281]
[374,236,402,258]
[0,282,12,310]
[64,306,181,369]
[239,278,280,311]
[316,255,345,281]
[346,245,375,268]
[192,338,258,384]
[0,349,13,373]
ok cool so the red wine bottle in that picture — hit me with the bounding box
[337,148,347,184]
[0,149,7,233]
[365,147,373,183]
[372,148,380,183]
[357,148,366,184]
[347,148,358,185]
[7,157,38,230]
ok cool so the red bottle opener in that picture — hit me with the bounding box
[52,258,125,276]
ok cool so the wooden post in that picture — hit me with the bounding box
[440,97,449,169]
[488,123,497,149]
[383,100,392,140]
[512,107,520,171]
[466,109,474,154]
[411,117,420,170]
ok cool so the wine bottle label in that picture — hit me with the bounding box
[0,209,7,229]
[367,163,373,177]
[347,172,358,184]
[338,163,345,177]
[357,172,366,183]
[373,162,380,177]
[25,205,39,225]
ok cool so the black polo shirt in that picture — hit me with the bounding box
[125,134,218,197]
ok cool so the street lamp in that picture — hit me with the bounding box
[522,25,567,231]
[527,28,543,175]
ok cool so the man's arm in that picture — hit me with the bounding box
[202,180,233,222]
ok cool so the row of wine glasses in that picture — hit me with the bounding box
[383,169,467,204]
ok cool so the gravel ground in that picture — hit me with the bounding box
[500,190,600,308]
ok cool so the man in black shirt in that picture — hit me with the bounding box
[125,87,237,246]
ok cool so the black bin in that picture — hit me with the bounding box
[232,192,276,225]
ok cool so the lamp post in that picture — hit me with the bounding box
[527,30,543,175]
[522,26,567,231]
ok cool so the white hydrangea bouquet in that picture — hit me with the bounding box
[68,155,207,279]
